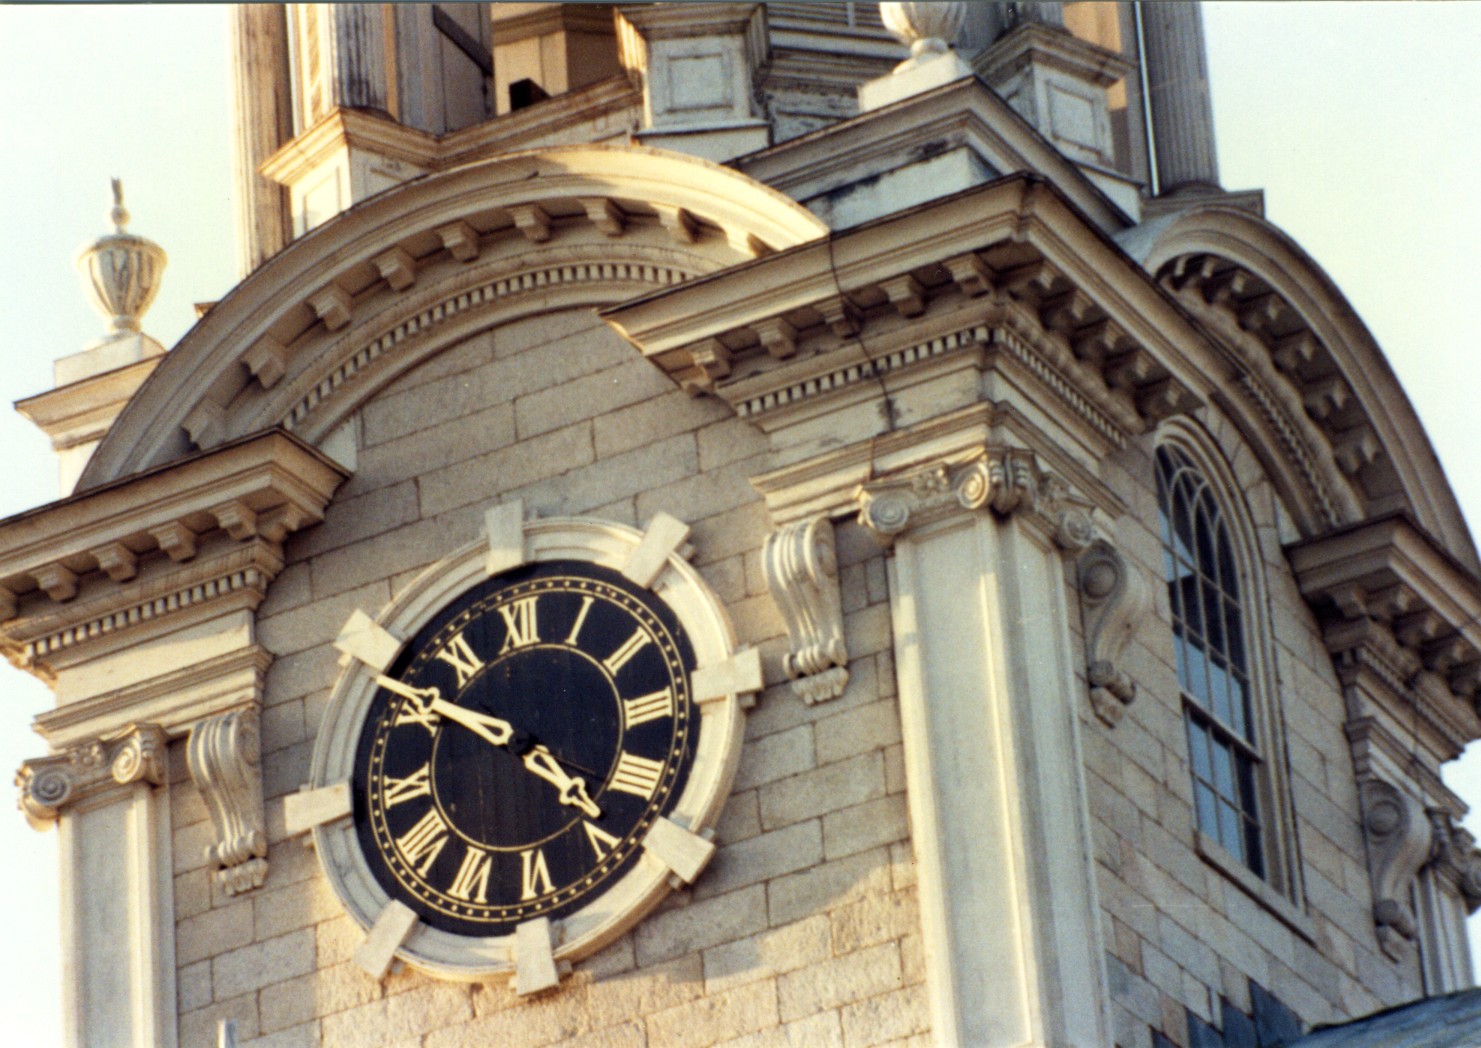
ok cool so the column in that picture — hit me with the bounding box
[229,4,293,276]
[858,446,1109,1047]
[19,727,177,1048]
[1140,2,1219,191]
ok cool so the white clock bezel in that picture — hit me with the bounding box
[305,512,750,982]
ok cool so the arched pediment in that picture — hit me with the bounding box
[1131,204,1477,572]
[79,145,830,489]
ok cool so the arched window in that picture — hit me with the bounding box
[1156,445,1265,876]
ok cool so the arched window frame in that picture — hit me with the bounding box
[1154,420,1302,902]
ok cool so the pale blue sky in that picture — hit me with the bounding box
[0,4,1477,1043]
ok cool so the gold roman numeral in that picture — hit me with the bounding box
[381,763,432,808]
[520,847,554,900]
[395,808,450,876]
[565,596,595,646]
[392,699,439,735]
[609,752,665,800]
[448,847,493,904]
[434,630,485,689]
[498,597,540,654]
[602,628,651,676]
[621,687,674,729]
[583,821,622,861]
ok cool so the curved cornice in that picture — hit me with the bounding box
[1133,203,1477,573]
[80,145,830,489]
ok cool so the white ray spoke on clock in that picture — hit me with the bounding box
[621,511,692,589]
[353,900,419,980]
[335,610,403,672]
[381,763,432,808]
[692,647,765,708]
[609,751,665,799]
[283,780,352,835]
[484,498,527,577]
[602,627,652,676]
[396,808,451,876]
[565,595,595,646]
[643,816,717,886]
[498,596,540,653]
[520,847,555,900]
[448,846,493,904]
[583,820,622,861]
[512,917,559,996]
[622,686,674,729]
[434,630,485,688]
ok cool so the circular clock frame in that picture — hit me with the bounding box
[307,515,748,981]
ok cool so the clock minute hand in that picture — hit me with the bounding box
[521,745,601,818]
[427,698,515,747]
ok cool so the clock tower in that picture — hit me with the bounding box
[6,5,1481,1047]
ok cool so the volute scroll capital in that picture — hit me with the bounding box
[16,722,168,830]
[853,445,1095,551]
[187,706,269,895]
[1358,776,1432,959]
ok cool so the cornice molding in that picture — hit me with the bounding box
[0,431,345,649]
[603,176,1204,457]
[1289,517,1481,744]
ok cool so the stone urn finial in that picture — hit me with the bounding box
[76,179,167,343]
[879,2,967,72]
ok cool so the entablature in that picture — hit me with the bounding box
[0,430,346,696]
[603,174,1204,467]
[1289,514,1481,760]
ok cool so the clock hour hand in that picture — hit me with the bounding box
[520,745,601,818]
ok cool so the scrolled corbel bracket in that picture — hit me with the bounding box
[764,516,849,705]
[1359,777,1432,960]
[1078,539,1150,726]
[187,707,268,895]
[15,723,167,830]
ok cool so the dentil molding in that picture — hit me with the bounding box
[855,444,1094,551]
[763,516,849,704]
[187,707,268,895]
[1077,539,1151,727]
[16,723,167,830]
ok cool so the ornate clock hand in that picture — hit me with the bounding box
[373,673,514,746]
[520,746,602,818]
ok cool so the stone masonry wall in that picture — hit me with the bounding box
[168,308,926,1048]
[1091,410,1420,1048]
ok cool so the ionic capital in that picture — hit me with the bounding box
[16,723,167,830]
[855,445,1093,550]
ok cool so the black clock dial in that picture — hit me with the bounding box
[350,560,697,938]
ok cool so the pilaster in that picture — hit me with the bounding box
[16,725,175,1048]
[229,3,293,276]
[857,442,1109,1047]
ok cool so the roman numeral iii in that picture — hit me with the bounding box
[609,752,665,799]
[621,687,674,729]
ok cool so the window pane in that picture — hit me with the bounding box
[1187,718,1212,781]
[1212,738,1236,797]
[1195,783,1219,839]
[1219,800,1245,862]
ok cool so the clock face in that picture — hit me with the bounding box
[349,560,697,938]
